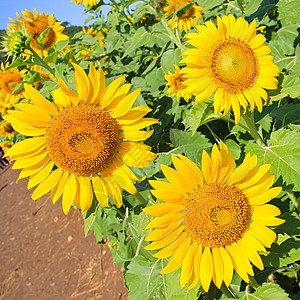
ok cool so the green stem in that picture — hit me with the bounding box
[285,188,300,212]
[205,123,220,142]
[220,284,239,299]
[135,191,147,204]
[27,45,55,76]
[159,13,184,51]
[220,116,249,131]
[248,275,259,289]
[242,111,265,147]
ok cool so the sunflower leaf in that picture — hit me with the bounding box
[239,282,290,300]
[158,129,212,165]
[245,128,300,191]
[270,103,300,128]
[125,256,200,300]
[277,0,300,26]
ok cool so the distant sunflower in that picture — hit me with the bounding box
[165,64,191,102]
[143,142,284,291]
[71,0,98,7]
[0,120,15,139]
[4,63,158,214]
[8,9,68,57]
[0,62,26,106]
[82,27,104,45]
[30,65,55,89]
[0,141,13,151]
[164,0,203,32]
[181,15,280,124]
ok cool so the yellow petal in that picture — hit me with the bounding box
[100,75,125,108]
[248,187,282,205]
[92,175,109,207]
[72,63,92,104]
[150,189,186,204]
[145,212,183,229]
[119,118,159,131]
[62,173,77,214]
[160,236,191,274]
[102,177,123,208]
[143,203,184,216]
[219,247,233,287]
[32,168,63,200]
[199,247,213,292]
[50,171,69,204]
[180,242,198,288]
[121,129,153,142]
[24,83,58,115]
[116,106,151,125]
[212,247,224,289]
[57,78,79,106]
[110,88,141,118]
[27,161,54,189]
[4,137,45,158]
[13,151,49,169]
[112,167,137,195]
[78,176,93,212]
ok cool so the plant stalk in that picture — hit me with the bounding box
[242,111,265,147]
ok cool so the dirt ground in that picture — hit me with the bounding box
[0,165,129,300]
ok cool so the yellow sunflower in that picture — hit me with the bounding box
[8,9,68,57]
[165,64,192,102]
[4,63,158,214]
[30,65,55,89]
[0,120,15,139]
[181,15,281,125]
[164,0,203,32]
[0,62,26,107]
[0,141,13,151]
[143,142,284,292]
[82,27,105,45]
[71,0,98,7]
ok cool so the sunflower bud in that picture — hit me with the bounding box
[2,23,28,58]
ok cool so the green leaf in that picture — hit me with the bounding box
[182,102,213,135]
[159,129,212,165]
[275,212,300,238]
[245,128,300,191]
[272,25,299,56]
[281,75,300,99]
[84,212,96,236]
[239,282,290,299]
[54,40,69,52]
[122,27,151,58]
[245,0,278,21]
[270,103,300,127]
[173,3,194,19]
[125,256,200,300]
[36,26,51,49]
[161,48,182,74]
[165,267,201,300]
[278,0,300,26]
[262,237,300,267]
[125,256,168,300]
[225,139,241,161]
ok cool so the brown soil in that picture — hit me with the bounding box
[0,165,129,300]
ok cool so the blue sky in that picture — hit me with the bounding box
[0,0,111,29]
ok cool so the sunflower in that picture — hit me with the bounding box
[143,142,284,291]
[71,0,98,7]
[165,64,191,102]
[164,0,203,32]
[0,62,26,107]
[4,63,158,214]
[82,27,105,45]
[181,15,281,125]
[8,9,68,57]
[0,120,15,139]
[0,141,13,151]
[30,65,55,89]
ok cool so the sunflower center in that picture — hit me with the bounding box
[183,182,251,248]
[211,38,258,94]
[26,21,56,50]
[45,106,121,176]
[0,73,22,93]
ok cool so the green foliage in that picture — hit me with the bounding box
[238,282,291,300]
[245,129,300,191]
[1,0,300,299]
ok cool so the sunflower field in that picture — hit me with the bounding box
[0,0,299,299]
